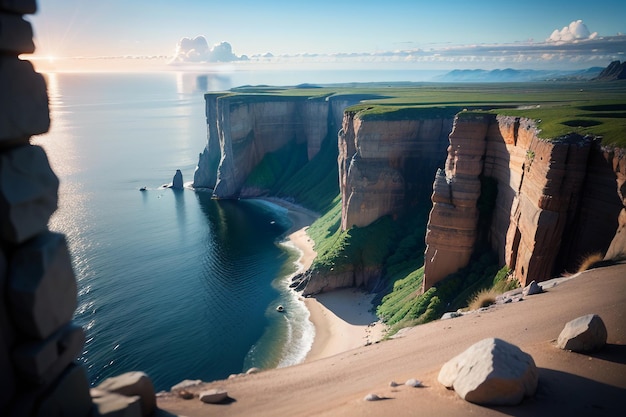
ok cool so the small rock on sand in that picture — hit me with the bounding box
[405,378,423,387]
[199,389,228,404]
[364,393,382,401]
[557,314,607,352]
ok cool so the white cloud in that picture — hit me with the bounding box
[171,36,246,63]
[548,20,598,42]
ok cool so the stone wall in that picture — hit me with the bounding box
[1,2,156,416]
[0,2,95,415]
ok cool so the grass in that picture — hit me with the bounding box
[577,252,606,272]
[223,81,626,147]
[493,100,626,147]
[467,288,498,310]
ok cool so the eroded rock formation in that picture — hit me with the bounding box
[424,113,626,290]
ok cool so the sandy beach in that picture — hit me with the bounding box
[263,197,387,362]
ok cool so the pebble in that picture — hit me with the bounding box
[364,393,382,401]
[405,378,423,387]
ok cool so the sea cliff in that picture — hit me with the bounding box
[339,110,454,229]
[193,88,626,296]
[193,92,358,197]
[424,113,626,289]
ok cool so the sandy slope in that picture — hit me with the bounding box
[158,262,626,417]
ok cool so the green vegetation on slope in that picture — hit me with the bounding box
[276,132,341,214]
[306,200,396,274]
[244,141,308,192]
[377,252,518,335]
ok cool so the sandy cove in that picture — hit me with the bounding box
[262,197,387,362]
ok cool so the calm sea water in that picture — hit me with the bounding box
[32,68,441,391]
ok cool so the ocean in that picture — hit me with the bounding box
[32,68,442,391]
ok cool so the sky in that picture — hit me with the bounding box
[26,0,626,72]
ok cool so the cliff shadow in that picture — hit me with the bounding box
[488,367,626,416]
[556,142,624,273]
[481,116,515,268]
[312,289,377,326]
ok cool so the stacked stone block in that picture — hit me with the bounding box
[1,2,158,416]
[0,1,93,415]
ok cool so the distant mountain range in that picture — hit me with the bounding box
[434,67,605,82]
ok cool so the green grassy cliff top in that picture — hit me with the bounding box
[211,81,626,147]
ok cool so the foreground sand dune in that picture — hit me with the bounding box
[158,262,626,416]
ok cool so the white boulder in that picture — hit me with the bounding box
[438,338,538,405]
[557,314,607,352]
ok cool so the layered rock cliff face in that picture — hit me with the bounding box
[195,92,625,296]
[339,111,454,229]
[299,110,454,295]
[424,113,626,290]
[192,94,355,196]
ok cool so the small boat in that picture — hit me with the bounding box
[139,186,147,191]
[276,305,285,313]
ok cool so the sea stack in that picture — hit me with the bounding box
[172,169,183,189]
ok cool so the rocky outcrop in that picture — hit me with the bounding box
[300,265,381,296]
[339,110,454,229]
[193,93,359,197]
[424,112,626,290]
[423,114,489,284]
[296,109,453,295]
[171,169,183,189]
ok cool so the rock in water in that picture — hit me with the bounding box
[438,338,538,405]
[172,169,183,189]
[557,314,607,352]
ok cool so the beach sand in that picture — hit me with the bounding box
[265,197,387,361]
